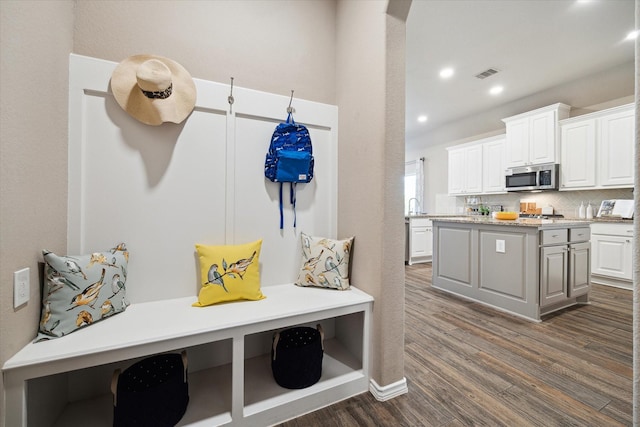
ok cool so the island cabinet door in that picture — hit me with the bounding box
[540,245,568,307]
[569,242,590,297]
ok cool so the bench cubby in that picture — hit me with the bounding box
[3,284,372,426]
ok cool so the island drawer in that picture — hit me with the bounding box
[540,229,568,245]
[569,227,590,242]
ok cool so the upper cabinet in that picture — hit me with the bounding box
[502,103,571,168]
[448,142,483,195]
[447,134,505,196]
[482,135,506,194]
[559,103,635,190]
[560,118,596,188]
[599,105,635,187]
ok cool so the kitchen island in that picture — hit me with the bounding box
[430,216,592,321]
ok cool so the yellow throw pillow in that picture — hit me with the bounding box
[193,239,265,307]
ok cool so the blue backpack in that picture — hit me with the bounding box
[265,113,314,229]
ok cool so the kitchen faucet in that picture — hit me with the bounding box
[408,198,421,215]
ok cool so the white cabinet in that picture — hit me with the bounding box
[503,103,571,168]
[560,119,596,188]
[599,106,635,187]
[447,134,506,196]
[482,136,506,193]
[447,148,466,195]
[447,143,482,195]
[591,222,634,289]
[559,103,635,190]
[408,217,432,264]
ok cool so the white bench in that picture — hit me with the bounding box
[3,284,373,426]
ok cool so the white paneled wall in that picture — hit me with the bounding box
[68,54,338,303]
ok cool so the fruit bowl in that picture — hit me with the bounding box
[493,211,519,220]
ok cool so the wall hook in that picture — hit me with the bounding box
[286,90,295,114]
[228,77,235,114]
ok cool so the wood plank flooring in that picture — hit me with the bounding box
[277,262,633,427]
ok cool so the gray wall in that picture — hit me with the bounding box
[0,0,74,419]
[632,3,639,424]
[336,0,409,388]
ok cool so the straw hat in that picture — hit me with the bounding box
[111,54,196,126]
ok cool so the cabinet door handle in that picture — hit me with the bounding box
[627,239,631,243]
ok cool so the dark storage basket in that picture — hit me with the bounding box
[271,325,324,389]
[112,351,189,427]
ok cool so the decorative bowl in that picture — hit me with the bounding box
[493,211,519,220]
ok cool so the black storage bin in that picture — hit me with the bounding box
[271,325,324,389]
[112,351,189,427]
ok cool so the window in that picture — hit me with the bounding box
[405,159,424,215]
[404,172,416,215]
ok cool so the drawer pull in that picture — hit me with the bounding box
[552,234,559,238]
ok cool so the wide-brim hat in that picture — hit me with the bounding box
[111,54,197,126]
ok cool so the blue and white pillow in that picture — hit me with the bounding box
[295,233,354,290]
[36,243,129,341]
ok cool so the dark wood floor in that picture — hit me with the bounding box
[278,262,633,427]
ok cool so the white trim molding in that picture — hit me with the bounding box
[369,377,409,401]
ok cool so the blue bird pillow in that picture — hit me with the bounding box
[295,233,354,290]
[36,243,129,342]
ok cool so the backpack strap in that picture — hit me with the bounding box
[277,182,298,229]
[279,182,284,229]
[286,112,295,125]
[290,183,297,228]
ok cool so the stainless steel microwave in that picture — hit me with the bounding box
[505,163,559,192]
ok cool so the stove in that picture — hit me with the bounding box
[518,213,565,219]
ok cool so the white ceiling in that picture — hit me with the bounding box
[406,0,636,147]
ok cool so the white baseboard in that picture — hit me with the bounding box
[369,377,408,401]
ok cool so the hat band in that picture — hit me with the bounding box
[141,83,173,100]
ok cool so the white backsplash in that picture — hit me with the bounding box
[466,188,634,218]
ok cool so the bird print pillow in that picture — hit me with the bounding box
[192,239,265,307]
[36,243,129,342]
[295,233,354,290]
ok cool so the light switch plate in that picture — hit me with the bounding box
[496,240,506,253]
[14,267,30,308]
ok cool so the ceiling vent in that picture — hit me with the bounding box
[475,68,499,79]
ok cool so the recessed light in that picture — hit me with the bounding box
[417,115,428,123]
[439,68,454,79]
[489,85,504,95]
[625,30,639,41]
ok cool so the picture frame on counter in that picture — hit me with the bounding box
[597,199,634,219]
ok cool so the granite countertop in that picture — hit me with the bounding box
[429,216,591,228]
[407,214,633,227]
[572,216,634,223]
